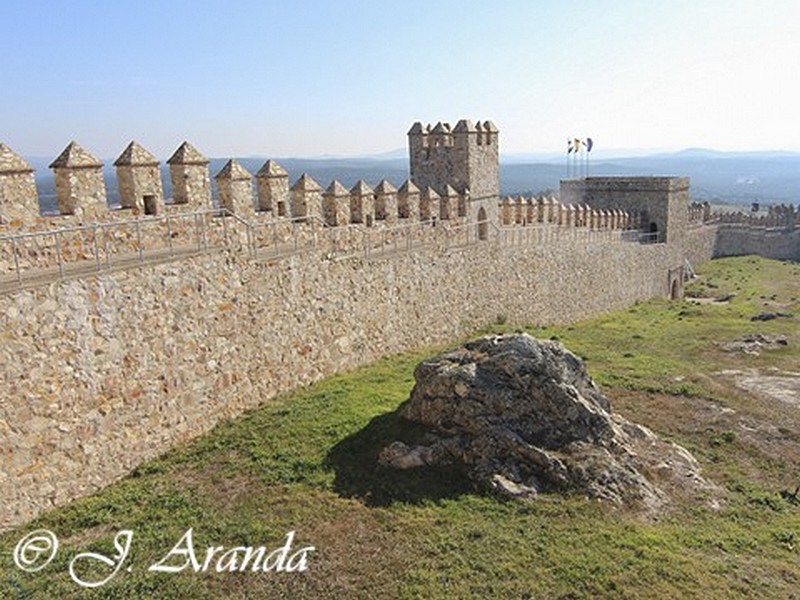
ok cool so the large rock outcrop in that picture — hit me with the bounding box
[379,334,717,511]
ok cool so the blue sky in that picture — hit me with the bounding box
[2,0,798,159]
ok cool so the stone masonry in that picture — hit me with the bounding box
[167,141,212,209]
[0,118,798,530]
[114,141,165,216]
[49,141,107,218]
[0,143,38,224]
[255,160,290,215]
[215,159,255,216]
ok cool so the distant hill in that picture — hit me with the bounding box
[27,149,800,214]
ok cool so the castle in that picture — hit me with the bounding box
[0,120,798,531]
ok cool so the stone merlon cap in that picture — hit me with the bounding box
[167,141,209,166]
[291,173,322,192]
[324,180,350,196]
[374,179,397,194]
[423,186,441,199]
[408,122,426,136]
[350,180,374,196]
[481,120,498,133]
[431,122,452,134]
[256,159,288,178]
[215,159,252,181]
[453,119,477,133]
[398,180,420,195]
[0,143,34,174]
[444,184,459,197]
[113,141,159,167]
[49,141,103,169]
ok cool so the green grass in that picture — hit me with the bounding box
[2,256,800,598]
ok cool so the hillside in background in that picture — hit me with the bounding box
[26,149,800,214]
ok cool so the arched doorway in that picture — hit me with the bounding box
[477,207,488,241]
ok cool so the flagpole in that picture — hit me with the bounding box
[586,137,593,178]
[565,139,570,178]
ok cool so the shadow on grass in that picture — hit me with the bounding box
[325,410,473,506]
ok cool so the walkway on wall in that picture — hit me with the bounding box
[0,203,657,296]
[0,210,500,295]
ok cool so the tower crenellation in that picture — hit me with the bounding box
[167,141,212,209]
[49,141,107,218]
[114,141,164,216]
[0,120,796,268]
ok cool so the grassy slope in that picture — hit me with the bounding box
[2,256,800,599]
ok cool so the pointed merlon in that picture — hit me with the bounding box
[453,119,477,133]
[167,141,209,166]
[49,141,103,169]
[444,184,459,197]
[374,179,397,194]
[215,159,252,181]
[350,180,374,195]
[256,159,288,178]
[407,122,426,136]
[113,141,159,167]
[398,180,420,194]
[0,143,34,174]
[431,122,451,135]
[291,173,322,192]
[423,186,441,199]
[481,120,498,133]
[324,179,350,196]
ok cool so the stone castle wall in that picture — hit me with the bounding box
[0,119,797,531]
[0,222,699,530]
[713,224,800,261]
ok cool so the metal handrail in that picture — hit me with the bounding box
[3,205,614,293]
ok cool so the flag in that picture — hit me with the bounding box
[586,137,594,152]
[574,138,582,152]
[567,139,573,154]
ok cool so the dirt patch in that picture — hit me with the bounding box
[721,369,800,407]
[686,296,732,305]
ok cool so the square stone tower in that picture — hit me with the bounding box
[49,141,107,218]
[408,119,499,224]
[560,177,689,244]
[167,141,212,209]
[113,141,164,216]
[0,142,39,223]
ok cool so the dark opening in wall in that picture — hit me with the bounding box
[143,195,157,215]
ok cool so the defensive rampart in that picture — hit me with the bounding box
[0,120,797,530]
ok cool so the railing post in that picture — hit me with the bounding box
[93,224,100,270]
[166,215,174,258]
[11,237,22,287]
[222,211,229,247]
[103,226,110,269]
[135,220,143,263]
[54,231,64,279]
[193,213,201,251]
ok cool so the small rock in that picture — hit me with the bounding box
[751,312,793,321]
